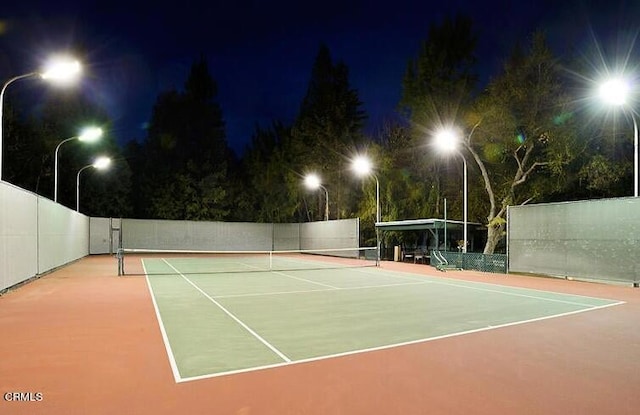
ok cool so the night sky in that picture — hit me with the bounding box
[1,0,638,154]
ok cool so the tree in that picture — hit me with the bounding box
[131,57,231,220]
[241,122,303,222]
[290,44,367,221]
[238,45,368,225]
[465,32,579,253]
[400,13,478,127]
[395,14,479,233]
[1,100,44,190]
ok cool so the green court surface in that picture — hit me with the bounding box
[142,257,622,382]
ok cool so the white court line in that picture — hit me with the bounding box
[212,280,432,299]
[352,266,427,282]
[417,279,612,307]
[160,259,291,366]
[271,270,341,289]
[142,260,182,383]
[241,262,341,289]
[351,266,624,307]
[216,265,610,308]
[176,300,624,383]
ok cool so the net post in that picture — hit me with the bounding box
[269,251,273,271]
[116,248,124,276]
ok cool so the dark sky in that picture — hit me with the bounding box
[1,0,638,154]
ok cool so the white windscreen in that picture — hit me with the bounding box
[37,197,89,273]
[0,182,38,291]
[120,218,361,252]
[508,198,640,284]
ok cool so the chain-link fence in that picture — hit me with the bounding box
[437,251,507,273]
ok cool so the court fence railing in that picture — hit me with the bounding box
[433,250,508,274]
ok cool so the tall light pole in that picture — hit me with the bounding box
[598,78,638,197]
[304,173,329,220]
[76,156,111,212]
[352,155,380,263]
[0,57,81,181]
[434,128,468,253]
[55,127,103,202]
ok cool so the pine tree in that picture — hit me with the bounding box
[132,57,231,220]
[289,44,367,221]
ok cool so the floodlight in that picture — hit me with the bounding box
[432,126,468,252]
[1,56,81,180]
[76,156,111,212]
[303,173,328,220]
[54,126,104,202]
[351,154,381,261]
[597,77,638,197]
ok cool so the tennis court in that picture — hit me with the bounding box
[139,252,623,382]
[2,254,640,415]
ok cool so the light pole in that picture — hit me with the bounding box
[304,173,329,220]
[434,128,468,253]
[0,58,81,181]
[598,78,638,197]
[55,127,103,202]
[76,156,110,212]
[352,155,380,263]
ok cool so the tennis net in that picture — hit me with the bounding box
[117,247,378,276]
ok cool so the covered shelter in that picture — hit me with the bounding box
[375,218,485,263]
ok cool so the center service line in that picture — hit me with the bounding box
[241,262,341,289]
[161,259,291,363]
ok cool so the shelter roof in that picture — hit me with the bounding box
[375,218,482,231]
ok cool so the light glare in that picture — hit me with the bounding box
[599,78,630,106]
[352,155,372,176]
[434,129,459,152]
[41,58,81,83]
[78,127,103,142]
[304,173,321,189]
[92,156,111,170]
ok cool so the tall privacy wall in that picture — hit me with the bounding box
[1,181,89,292]
[508,197,640,285]
[120,218,360,251]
